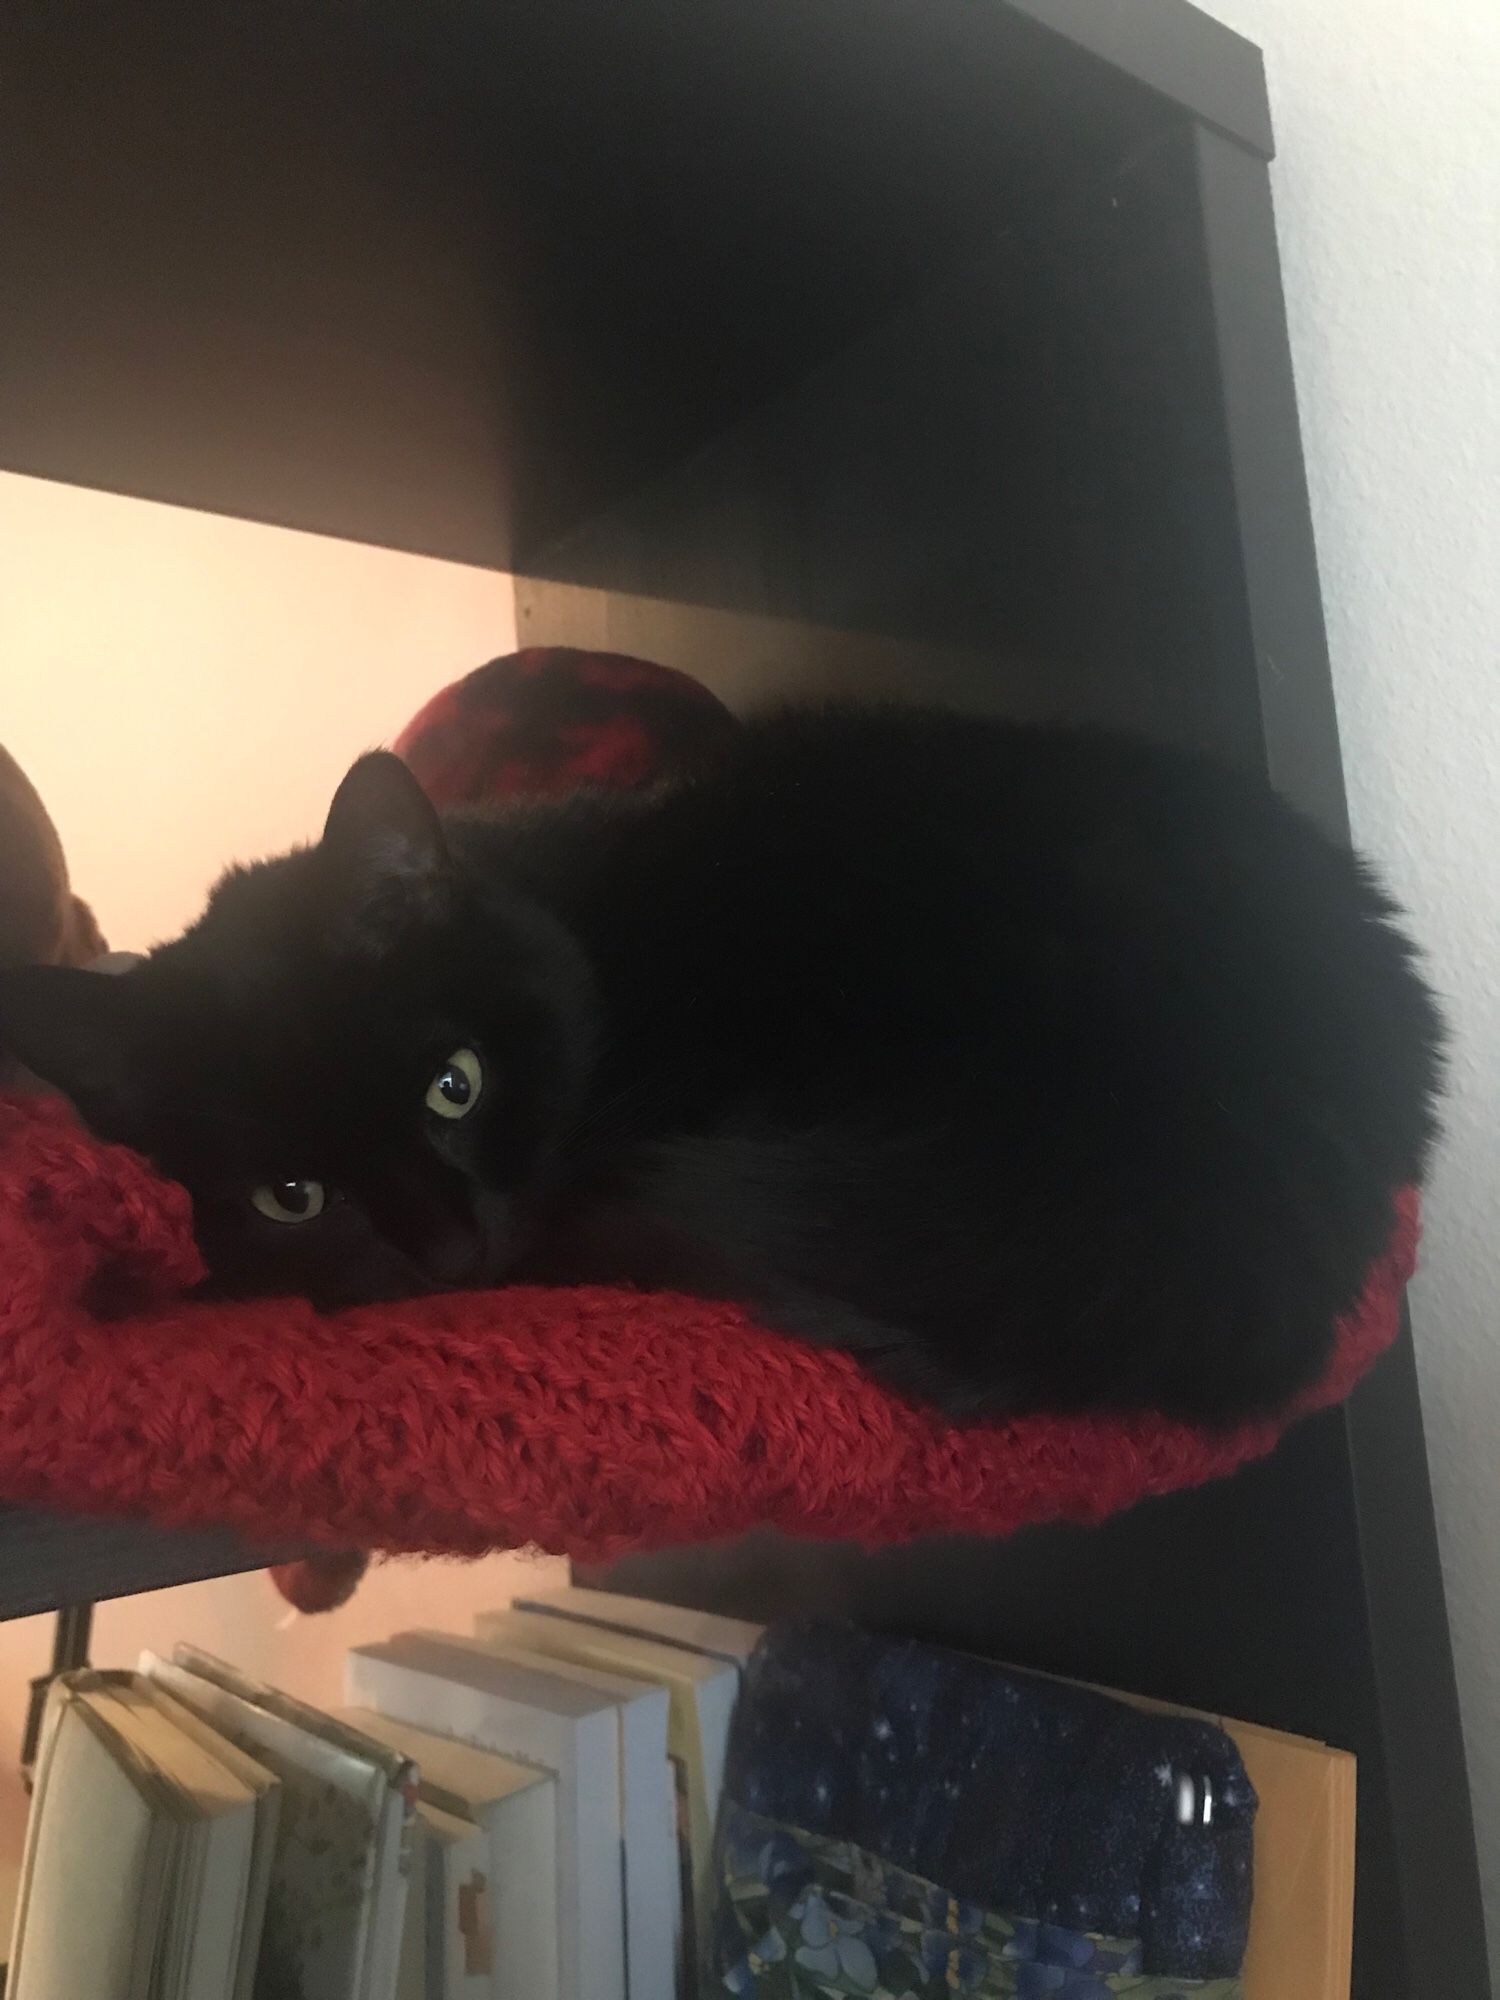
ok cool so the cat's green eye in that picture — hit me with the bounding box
[250,1179,326,1225]
[426,1046,483,1121]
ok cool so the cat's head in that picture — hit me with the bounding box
[0,753,598,1307]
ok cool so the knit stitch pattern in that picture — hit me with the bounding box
[0,1092,1416,1561]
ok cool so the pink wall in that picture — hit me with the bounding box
[2,472,518,950]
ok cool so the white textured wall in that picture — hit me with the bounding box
[1202,0,1500,1954]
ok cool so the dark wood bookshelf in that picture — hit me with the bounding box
[0,1511,303,1626]
[0,1,1485,1989]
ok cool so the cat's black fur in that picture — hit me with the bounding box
[0,706,1442,1421]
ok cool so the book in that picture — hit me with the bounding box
[340,1707,559,2000]
[515,1587,762,1673]
[991,1656,1357,2000]
[1228,1714,1355,2000]
[171,1646,419,2000]
[142,1648,415,2000]
[144,1684,284,2000]
[397,1796,486,2000]
[7,1670,260,2000]
[478,1606,739,1986]
[85,1676,266,2000]
[456,1628,680,2000]
[1090,1679,1356,2000]
[347,1632,626,2000]
[9,1676,175,2000]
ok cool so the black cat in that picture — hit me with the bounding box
[0,706,1442,1421]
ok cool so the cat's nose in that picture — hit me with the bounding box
[416,1216,486,1289]
[363,1165,499,1291]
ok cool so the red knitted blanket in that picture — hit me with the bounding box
[0,649,1417,1561]
[0,1091,1416,1561]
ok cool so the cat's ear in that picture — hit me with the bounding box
[319,751,451,937]
[0,963,139,1122]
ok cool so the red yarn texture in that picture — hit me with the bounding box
[0,1092,1416,1563]
[393,648,738,808]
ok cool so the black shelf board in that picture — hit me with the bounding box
[3,0,1243,570]
[0,1509,307,1624]
[1008,0,1273,155]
